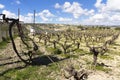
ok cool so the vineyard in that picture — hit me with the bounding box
[0,22,120,80]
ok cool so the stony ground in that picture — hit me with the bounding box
[0,36,120,80]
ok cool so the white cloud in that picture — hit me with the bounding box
[0,4,5,9]
[85,9,95,16]
[63,2,71,10]
[58,17,72,22]
[106,0,120,12]
[92,14,104,20]
[110,14,120,21]
[16,0,21,4]
[2,9,55,23]
[83,0,120,25]
[82,13,109,25]
[95,0,104,8]
[20,15,33,23]
[2,10,33,23]
[40,15,48,21]
[11,0,21,5]
[55,2,94,19]
[95,0,120,13]
[38,9,54,21]
[55,3,61,8]
[54,1,120,25]
[27,13,33,17]
[2,10,17,18]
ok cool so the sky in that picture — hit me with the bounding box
[0,0,120,25]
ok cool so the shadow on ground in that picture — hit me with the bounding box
[32,55,68,65]
[0,55,68,76]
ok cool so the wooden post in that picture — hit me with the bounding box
[32,10,36,37]
[18,8,20,20]
[33,10,36,27]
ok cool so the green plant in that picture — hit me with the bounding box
[53,48,62,54]
[95,65,112,72]
[46,47,62,54]
[2,66,54,80]
[0,41,8,49]
[75,49,87,54]
[0,35,17,49]
[75,49,83,52]
[115,27,120,30]
[70,54,79,58]
[100,55,113,60]
[48,63,60,71]
[82,57,92,64]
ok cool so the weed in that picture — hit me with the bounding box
[75,49,84,53]
[82,58,92,64]
[95,65,112,73]
[0,41,8,49]
[53,48,62,54]
[48,63,60,71]
[100,55,113,60]
[46,47,55,52]
[46,47,62,54]
[2,66,54,80]
[75,49,88,55]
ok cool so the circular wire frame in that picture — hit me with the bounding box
[9,20,38,65]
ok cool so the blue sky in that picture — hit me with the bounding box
[0,0,120,25]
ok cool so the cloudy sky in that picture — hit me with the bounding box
[0,0,120,25]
